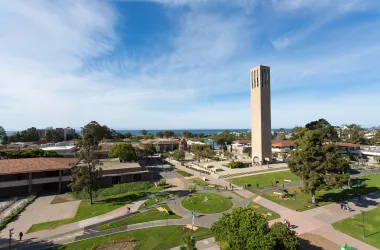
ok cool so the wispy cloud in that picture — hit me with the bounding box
[0,0,379,130]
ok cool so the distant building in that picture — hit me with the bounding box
[37,127,76,141]
[179,139,187,151]
[250,65,272,163]
[141,139,180,152]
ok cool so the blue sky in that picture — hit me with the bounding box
[1,0,380,130]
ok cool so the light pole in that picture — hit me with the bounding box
[9,228,14,250]
[361,210,366,238]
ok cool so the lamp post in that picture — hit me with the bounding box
[361,210,366,238]
[9,228,14,250]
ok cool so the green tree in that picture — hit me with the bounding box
[180,231,196,250]
[277,128,286,133]
[211,207,299,250]
[124,132,132,139]
[171,149,185,162]
[108,143,140,162]
[343,125,367,144]
[191,145,204,164]
[141,129,148,136]
[305,118,339,142]
[156,131,164,138]
[214,130,234,152]
[288,129,349,203]
[46,130,64,142]
[0,126,6,138]
[370,131,380,145]
[83,121,109,143]
[70,134,102,205]
[290,126,303,140]
[271,222,299,250]
[164,130,175,138]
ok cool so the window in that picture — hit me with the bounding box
[251,71,254,89]
[253,70,256,88]
[256,70,259,87]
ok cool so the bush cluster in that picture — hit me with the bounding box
[227,161,245,169]
[0,148,62,159]
[187,166,210,175]
[157,178,167,186]
[71,181,154,199]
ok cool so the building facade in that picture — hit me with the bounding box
[250,65,272,164]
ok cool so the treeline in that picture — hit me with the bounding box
[0,148,62,159]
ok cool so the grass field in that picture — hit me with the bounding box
[228,170,301,188]
[248,202,280,221]
[333,207,380,249]
[181,193,233,214]
[27,187,165,233]
[98,205,181,231]
[138,195,165,210]
[55,226,212,250]
[177,170,193,177]
[263,174,380,211]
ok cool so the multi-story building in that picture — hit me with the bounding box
[0,157,152,197]
[250,65,272,164]
[36,127,76,141]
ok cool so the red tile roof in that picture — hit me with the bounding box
[271,140,295,147]
[0,158,79,175]
[331,142,362,148]
[233,140,295,147]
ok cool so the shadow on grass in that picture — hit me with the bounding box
[299,238,324,250]
[317,185,380,205]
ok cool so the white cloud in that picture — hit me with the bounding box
[0,0,380,130]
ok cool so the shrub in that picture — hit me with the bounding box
[0,148,62,159]
[71,181,154,199]
[157,178,167,186]
[227,161,245,169]
[187,166,210,175]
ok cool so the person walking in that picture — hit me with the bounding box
[19,232,23,241]
[340,203,344,210]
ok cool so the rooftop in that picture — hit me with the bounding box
[97,159,141,171]
[141,139,180,145]
[0,158,79,175]
[41,146,77,151]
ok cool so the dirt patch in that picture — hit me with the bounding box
[252,205,261,208]
[95,240,138,250]
[51,194,75,204]
[299,233,339,250]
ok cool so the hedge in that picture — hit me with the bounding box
[0,148,62,159]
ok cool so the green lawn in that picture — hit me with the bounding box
[262,174,380,211]
[138,195,165,210]
[248,202,280,221]
[98,205,181,231]
[181,193,233,214]
[228,170,301,188]
[333,207,380,249]
[27,187,165,233]
[177,170,193,177]
[55,226,212,250]
[192,178,223,189]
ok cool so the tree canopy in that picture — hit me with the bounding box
[70,134,103,205]
[171,149,185,162]
[108,143,140,162]
[342,125,368,145]
[371,131,380,145]
[4,127,40,143]
[83,121,114,143]
[46,130,64,142]
[141,129,148,136]
[156,131,164,138]
[211,207,299,250]
[305,118,339,142]
[288,129,349,203]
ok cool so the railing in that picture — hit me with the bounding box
[0,175,71,188]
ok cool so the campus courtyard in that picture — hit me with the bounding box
[1,160,380,250]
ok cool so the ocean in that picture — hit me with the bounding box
[6,128,291,136]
